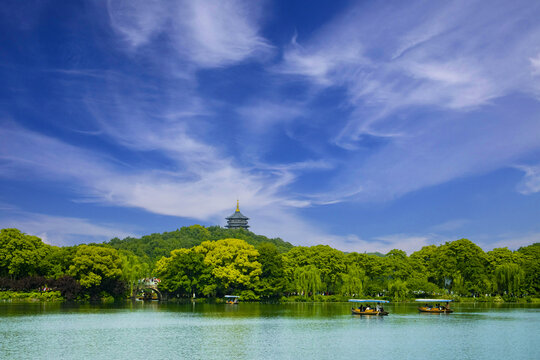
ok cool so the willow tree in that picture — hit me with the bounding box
[293,265,322,297]
[340,264,365,297]
[120,251,149,298]
[494,263,524,296]
[388,279,408,300]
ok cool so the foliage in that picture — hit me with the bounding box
[195,238,262,297]
[67,245,124,300]
[293,265,322,297]
[340,264,365,297]
[494,263,524,296]
[429,239,490,295]
[388,279,409,300]
[256,243,286,298]
[120,251,150,297]
[0,228,47,278]
[0,290,62,302]
[106,225,293,267]
[155,248,208,297]
[1,227,538,302]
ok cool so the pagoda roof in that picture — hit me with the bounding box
[226,211,249,220]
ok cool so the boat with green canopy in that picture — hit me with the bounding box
[225,295,239,304]
[416,299,454,313]
[349,299,389,316]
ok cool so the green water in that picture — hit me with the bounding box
[0,302,538,359]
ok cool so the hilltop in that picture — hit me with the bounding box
[105,225,293,264]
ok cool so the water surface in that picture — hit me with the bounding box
[1,302,538,359]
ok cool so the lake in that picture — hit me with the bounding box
[0,302,538,359]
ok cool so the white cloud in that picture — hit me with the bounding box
[515,164,540,194]
[530,54,540,75]
[429,219,469,232]
[276,15,367,86]
[106,0,167,47]
[272,0,540,203]
[278,0,540,144]
[237,100,305,132]
[107,0,272,68]
[372,234,437,255]
[0,210,135,246]
[251,205,445,254]
[477,232,540,251]
[0,122,313,222]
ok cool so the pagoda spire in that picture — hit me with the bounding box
[236,199,240,212]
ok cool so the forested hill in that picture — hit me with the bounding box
[105,225,293,263]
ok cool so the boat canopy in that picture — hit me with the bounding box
[415,299,453,302]
[348,299,389,303]
[224,295,239,298]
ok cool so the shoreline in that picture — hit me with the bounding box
[2,291,538,304]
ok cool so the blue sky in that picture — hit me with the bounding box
[1,0,539,253]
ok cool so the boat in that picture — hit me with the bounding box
[349,299,390,316]
[416,299,454,313]
[225,295,239,304]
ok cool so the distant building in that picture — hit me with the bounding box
[225,200,249,229]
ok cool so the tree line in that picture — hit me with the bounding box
[1,227,538,302]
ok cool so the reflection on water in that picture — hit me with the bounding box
[0,302,538,360]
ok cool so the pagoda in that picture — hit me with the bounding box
[225,200,249,229]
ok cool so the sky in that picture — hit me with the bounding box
[1,0,539,254]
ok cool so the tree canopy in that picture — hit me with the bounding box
[0,227,538,302]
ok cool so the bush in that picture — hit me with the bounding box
[0,291,62,301]
[239,290,259,301]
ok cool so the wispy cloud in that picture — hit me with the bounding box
[273,0,540,202]
[107,0,272,68]
[0,121,313,220]
[428,219,469,233]
[0,207,136,246]
[237,100,306,133]
[515,164,540,194]
[530,54,540,75]
[1,0,539,250]
[278,0,540,141]
[477,232,540,251]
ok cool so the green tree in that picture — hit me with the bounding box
[451,272,467,296]
[155,248,207,297]
[494,263,524,296]
[410,245,438,283]
[256,243,286,297]
[283,245,345,294]
[431,239,489,295]
[388,279,409,300]
[517,243,540,295]
[0,228,46,278]
[38,245,77,278]
[68,245,123,289]
[293,265,322,297]
[345,252,389,295]
[194,238,262,297]
[340,264,365,297]
[385,249,413,281]
[487,247,515,267]
[120,251,149,297]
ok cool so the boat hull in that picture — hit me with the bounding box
[418,307,453,313]
[351,309,389,316]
